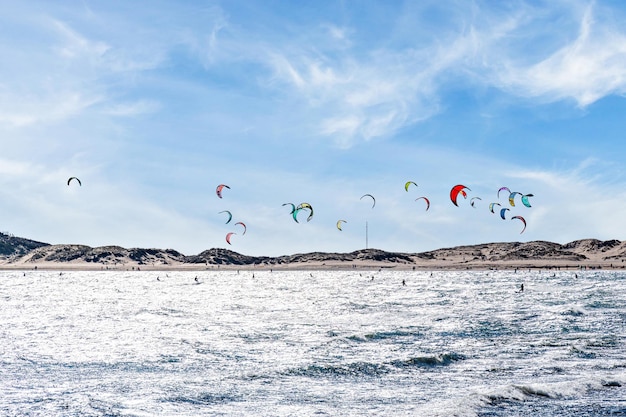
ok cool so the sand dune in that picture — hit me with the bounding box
[2,233,625,270]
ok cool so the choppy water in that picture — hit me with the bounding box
[1,269,625,416]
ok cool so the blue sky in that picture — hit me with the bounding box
[2,0,626,256]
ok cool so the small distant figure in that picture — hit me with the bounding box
[194,276,199,283]
[402,279,406,286]
[518,283,524,293]
[156,276,160,281]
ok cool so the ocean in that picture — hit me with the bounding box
[1,269,625,416]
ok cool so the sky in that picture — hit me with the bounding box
[2,0,626,257]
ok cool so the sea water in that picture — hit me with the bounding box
[0,269,625,416]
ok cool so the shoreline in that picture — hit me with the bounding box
[1,259,623,272]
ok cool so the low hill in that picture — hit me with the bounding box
[0,232,49,259]
[19,244,185,266]
[1,233,626,270]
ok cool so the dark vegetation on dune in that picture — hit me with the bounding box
[0,232,49,257]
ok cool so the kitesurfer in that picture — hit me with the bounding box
[518,283,524,292]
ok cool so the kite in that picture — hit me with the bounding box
[404,181,418,192]
[512,215,527,234]
[67,177,82,186]
[282,203,296,214]
[500,207,510,220]
[450,184,470,206]
[489,203,501,213]
[416,196,430,211]
[225,232,236,245]
[521,194,534,208]
[470,197,482,208]
[497,187,510,199]
[336,220,347,231]
[508,192,522,207]
[297,202,313,211]
[234,221,247,235]
[219,210,232,224]
[291,208,301,223]
[360,194,376,208]
[216,184,230,198]
[295,202,314,222]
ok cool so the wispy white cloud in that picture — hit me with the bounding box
[0,91,102,128]
[51,19,110,59]
[0,23,107,127]
[249,3,521,148]
[239,0,626,149]
[263,49,439,147]
[495,3,626,107]
[323,23,352,48]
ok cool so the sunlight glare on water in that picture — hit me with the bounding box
[1,269,625,416]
